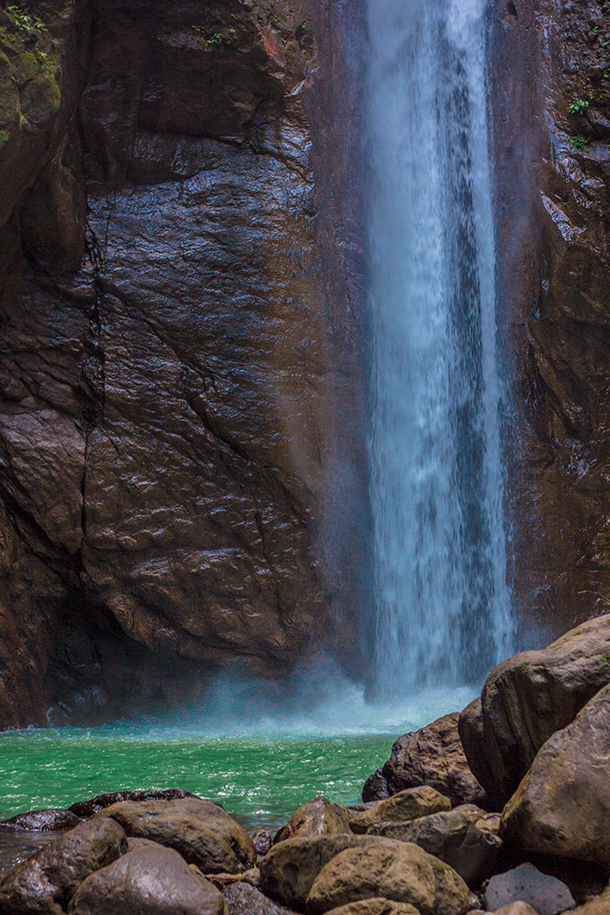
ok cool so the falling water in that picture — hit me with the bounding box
[368,0,513,692]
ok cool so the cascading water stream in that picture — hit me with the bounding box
[368,0,513,693]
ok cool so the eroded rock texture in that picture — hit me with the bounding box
[0,0,367,726]
[492,0,610,643]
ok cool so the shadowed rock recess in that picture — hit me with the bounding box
[0,0,368,726]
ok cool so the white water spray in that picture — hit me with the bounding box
[368,0,513,692]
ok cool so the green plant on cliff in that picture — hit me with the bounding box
[5,4,43,33]
[569,98,590,114]
[571,135,589,151]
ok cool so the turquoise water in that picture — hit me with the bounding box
[0,680,475,833]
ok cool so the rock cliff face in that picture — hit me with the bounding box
[0,0,368,726]
[492,0,610,645]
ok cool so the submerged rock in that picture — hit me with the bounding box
[274,798,351,844]
[365,805,501,887]
[484,864,575,915]
[0,817,126,913]
[0,809,81,832]
[459,614,610,806]
[350,787,451,834]
[96,797,256,874]
[305,838,470,915]
[501,682,610,865]
[363,714,485,808]
[68,843,227,915]
[69,788,197,818]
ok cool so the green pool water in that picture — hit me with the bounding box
[0,680,476,834]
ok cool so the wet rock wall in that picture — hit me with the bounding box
[0,0,368,726]
[492,0,610,645]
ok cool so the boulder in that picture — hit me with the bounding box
[364,714,486,808]
[69,788,196,818]
[260,835,382,910]
[501,682,610,864]
[96,797,256,873]
[459,614,610,806]
[68,843,227,915]
[350,787,451,834]
[484,865,575,915]
[493,906,541,915]
[0,818,126,914]
[274,798,352,844]
[224,882,297,915]
[324,901,420,915]
[362,771,390,803]
[366,805,501,886]
[305,839,470,915]
[0,809,82,832]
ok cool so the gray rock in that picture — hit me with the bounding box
[366,805,501,887]
[0,818,126,914]
[253,830,273,858]
[484,865,575,915]
[69,843,227,914]
[96,796,256,873]
[224,882,297,915]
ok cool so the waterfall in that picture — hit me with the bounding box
[367,0,513,693]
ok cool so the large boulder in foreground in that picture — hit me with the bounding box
[363,714,486,808]
[260,835,381,910]
[305,839,470,915]
[96,797,255,873]
[274,798,351,844]
[350,787,450,834]
[366,805,501,887]
[459,614,610,806]
[501,682,610,864]
[69,843,227,915]
[0,818,126,914]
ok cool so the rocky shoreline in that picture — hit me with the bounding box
[2,615,610,915]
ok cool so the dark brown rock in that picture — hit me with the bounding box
[459,614,610,806]
[349,787,451,834]
[0,0,368,726]
[364,714,486,808]
[0,809,81,832]
[274,798,351,844]
[362,771,389,804]
[69,788,197,818]
[365,805,501,888]
[491,0,610,638]
[96,797,256,874]
[305,839,470,915]
[68,843,228,915]
[501,682,610,865]
[0,817,126,914]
